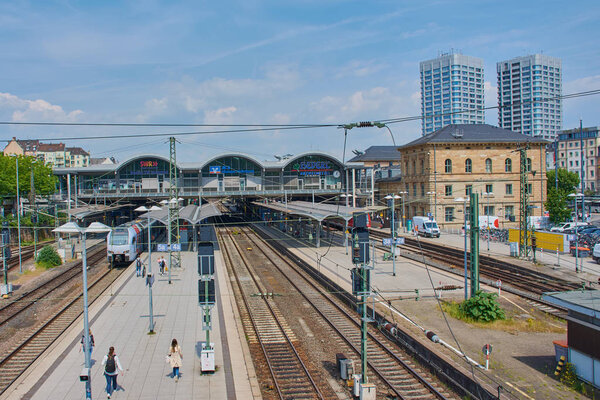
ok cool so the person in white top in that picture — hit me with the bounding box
[101,346,123,399]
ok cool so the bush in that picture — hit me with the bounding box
[459,291,505,322]
[36,245,62,269]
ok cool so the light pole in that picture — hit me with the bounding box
[53,221,111,400]
[569,193,583,273]
[455,197,469,300]
[135,205,161,333]
[483,192,494,251]
[426,191,435,219]
[398,191,408,232]
[341,194,353,253]
[385,194,401,276]
[12,156,22,273]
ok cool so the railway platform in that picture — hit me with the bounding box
[1,250,258,400]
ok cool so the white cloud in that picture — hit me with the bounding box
[0,92,83,122]
[204,106,237,125]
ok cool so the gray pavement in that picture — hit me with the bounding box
[2,250,257,400]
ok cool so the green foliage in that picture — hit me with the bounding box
[546,169,581,224]
[458,291,505,322]
[0,154,57,198]
[36,245,62,269]
[559,362,583,391]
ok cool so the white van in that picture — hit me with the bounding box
[413,216,440,238]
[550,222,588,233]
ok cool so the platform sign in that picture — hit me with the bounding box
[171,243,181,251]
[382,238,405,246]
[157,244,168,252]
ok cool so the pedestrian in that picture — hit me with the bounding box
[136,257,142,277]
[102,346,123,399]
[79,329,95,359]
[167,339,183,382]
[158,256,165,275]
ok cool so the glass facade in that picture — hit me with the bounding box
[71,153,345,196]
[420,52,484,135]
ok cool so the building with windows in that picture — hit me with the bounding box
[397,124,547,228]
[3,137,90,168]
[497,54,562,140]
[554,126,599,192]
[53,152,349,201]
[420,52,484,136]
[3,137,40,156]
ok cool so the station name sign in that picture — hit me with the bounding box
[291,161,335,176]
[140,161,158,168]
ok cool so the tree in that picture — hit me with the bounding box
[546,169,580,224]
[0,155,57,199]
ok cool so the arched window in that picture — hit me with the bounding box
[420,159,425,174]
[526,158,532,172]
[485,158,492,173]
[412,160,416,175]
[445,159,452,173]
[505,158,512,172]
[465,159,472,173]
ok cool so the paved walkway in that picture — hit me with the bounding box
[2,250,258,400]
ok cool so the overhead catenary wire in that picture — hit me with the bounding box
[0,88,598,142]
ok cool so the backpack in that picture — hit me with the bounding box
[137,259,141,267]
[105,355,116,373]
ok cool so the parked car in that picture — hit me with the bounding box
[550,222,589,233]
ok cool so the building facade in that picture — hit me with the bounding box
[555,126,599,192]
[398,124,547,228]
[497,54,562,140]
[3,137,90,168]
[420,52,484,135]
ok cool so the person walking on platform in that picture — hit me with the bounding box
[136,257,142,277]
[79,329,94,359]
[102,346,123,399]
[158,256,165,275]
[167,339,183,382]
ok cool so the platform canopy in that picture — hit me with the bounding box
[253,200,385,223]
[70,203,132,221]
[139,203,222,225]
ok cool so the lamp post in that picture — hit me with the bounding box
[398,191,408,232]
[455,197,469,300]
[483,192,494,252]
[568,193,583,273]
[53,221,111,400]
[340,194,353,254]
[135,205,161,333]
[385,194,401,276]
[12,156,22,273]
[426,191,435,219]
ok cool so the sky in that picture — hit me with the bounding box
[1,0,599,163]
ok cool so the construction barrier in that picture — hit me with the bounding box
[508,229,569,252]
[554,355,566,376]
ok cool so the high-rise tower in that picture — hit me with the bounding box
[497,54,562,140]
[420,52,484,136]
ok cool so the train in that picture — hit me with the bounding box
[106,219,148,266]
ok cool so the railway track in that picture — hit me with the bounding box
[1,240,56,271]
[369,230,583,295]
[0,243,106,328]
[218,226,327,400]
[0,252,124,395]
[222,224,458,400]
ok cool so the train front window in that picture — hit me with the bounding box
[111,230,129,245]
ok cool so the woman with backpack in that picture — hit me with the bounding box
[167,339,183,382]
[101,346,123,399]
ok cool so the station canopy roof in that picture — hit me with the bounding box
[542,290,600,319]
[139,203,221,225]
[70,203,132,221]
[253,200,385,222]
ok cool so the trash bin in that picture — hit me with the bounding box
[553,340,568,363]
[407,220,413,232]
[509,242,519,257]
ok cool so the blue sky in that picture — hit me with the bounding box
[1,0,599,162]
